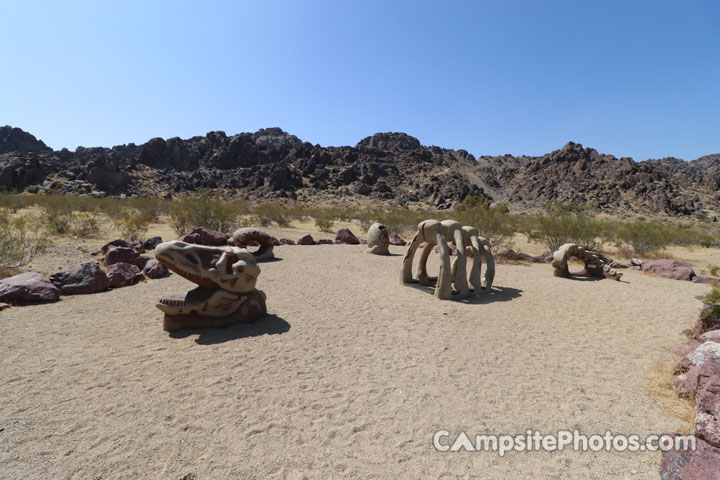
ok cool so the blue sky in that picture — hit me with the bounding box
[2,1,718,160]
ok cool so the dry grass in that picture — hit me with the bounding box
[646,353,695,433]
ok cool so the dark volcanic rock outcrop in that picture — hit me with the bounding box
[0,126,718,215]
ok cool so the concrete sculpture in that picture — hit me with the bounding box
[551,243,622,281]
[232,227,276,262]
[367,223,390,255]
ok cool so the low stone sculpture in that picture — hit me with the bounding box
[154,240,267,332]
[401,219,494,299]
[232,227,276,262]
[551,243,622,281]
[367,223,390,255]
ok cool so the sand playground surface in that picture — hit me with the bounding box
[0,223,715,479]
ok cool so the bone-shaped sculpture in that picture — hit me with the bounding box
[401,219,495,299]
[154,240,267,331]
[551,243,622,281]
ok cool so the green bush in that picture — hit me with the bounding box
[0,209,48,275]
[252,202,290,227]
[114,209,152,241]
[169,191,244,235]
[526,202,601,252]
[616,219,672,255]
[454,196,516,248]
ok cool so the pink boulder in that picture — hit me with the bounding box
[641,259,696,281]
[104,246,140,266]
[0,272,61,303]
[0,302,9,311]
[335,228,360,245]
[389,234,407,246]
[134,255,152,269]
[671,366,700,398]
[297,234,315,245]
[694,276,720,285]
[317,239,333,245]
[49,262,110,295]
[142,258,168,279]
[179,227,229,246]
[700,331,720,343]
[660,433,720,479]
[279,238,296,245]
[106,262,146,288]
[694,363,720,445]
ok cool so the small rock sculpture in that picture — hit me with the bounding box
[367,223,390,255]
[232,227,276,262]
[551,243,622,280]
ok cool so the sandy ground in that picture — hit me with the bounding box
[0,226,714,479]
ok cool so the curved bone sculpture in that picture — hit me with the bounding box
[154,240,268,332]
[232,228,275,262]
[551,243,622,281]
[401,219,494,299]
[367,223,390,255]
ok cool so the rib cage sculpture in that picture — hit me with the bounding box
[154,240,268,332]
[401,219,495,300]
[551,243,622,281]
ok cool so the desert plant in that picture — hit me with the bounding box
[169,191,244,234]
[454,196,516,248]
[114,209,151,241]
[708,264,720,277]
[616,219,673,255]
[252,202,290,227]
[314,217,335,232]
[0,209,48,275]
[69,211,101,236]
[527,202,601,252]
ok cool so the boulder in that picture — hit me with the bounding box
[700,331,720,343]
[297,234,315,245]
[685,342,720,369]
[694,276,720,285]
[101,239,132,255]
[129,240,145,254]
[143,236,163,250]
[142,258,169,279]
[279,238,296,245]
[672,366,700,398]
[659,433,720,479]
[104,246,140,266]
[694,363,720,445]
[134,256,152,269]
[610,261,629,269]
[106,262,145,288]
[178,227,229,246]
[0,302,9,311]
[335,228,360,245]
[389,233,407,246]
[317,239,333,245]
[641,259,696,281]
[0,272,61,303]
[49,262,110,295]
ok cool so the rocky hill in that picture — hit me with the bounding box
[0,125,718,216]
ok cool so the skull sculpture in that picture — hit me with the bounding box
[154,240,268,332]
[401,219,495,300]
[551,243,622,281]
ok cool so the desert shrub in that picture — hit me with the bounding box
[0,193,35,213]
[707,264,720,277]
[616,219,673,255]
[114,209,151,241]
[526,202,601,252]
[69,211,101,236]
[454,196,516,248]
[128,197,167,222]
[314,216,335,232]
[252,202,290,227]
[0,209,48,275]
[39,195,102,236]
[169,191,244,234]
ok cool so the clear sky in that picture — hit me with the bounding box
[2,0,718,161]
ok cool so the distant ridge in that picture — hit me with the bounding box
[0,125,718,216]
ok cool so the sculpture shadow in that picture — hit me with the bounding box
[258,257,283,263]
[405,280,523,304]
[169,314,290,345]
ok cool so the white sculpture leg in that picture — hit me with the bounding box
[418,241,434,286]
[401,231,422,284]
[434,231,453,300]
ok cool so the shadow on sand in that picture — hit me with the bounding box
[169,314,290,345]
[405,279,523,304]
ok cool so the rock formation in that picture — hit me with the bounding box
[551,244,622,281]
[367,223,390,255]
[154,240,267,332]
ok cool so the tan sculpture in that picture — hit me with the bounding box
[551,243,622,281]
[232,228,275,262]
[367,223,390,255]
[154,240,267,332]
[401,219,495,299]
